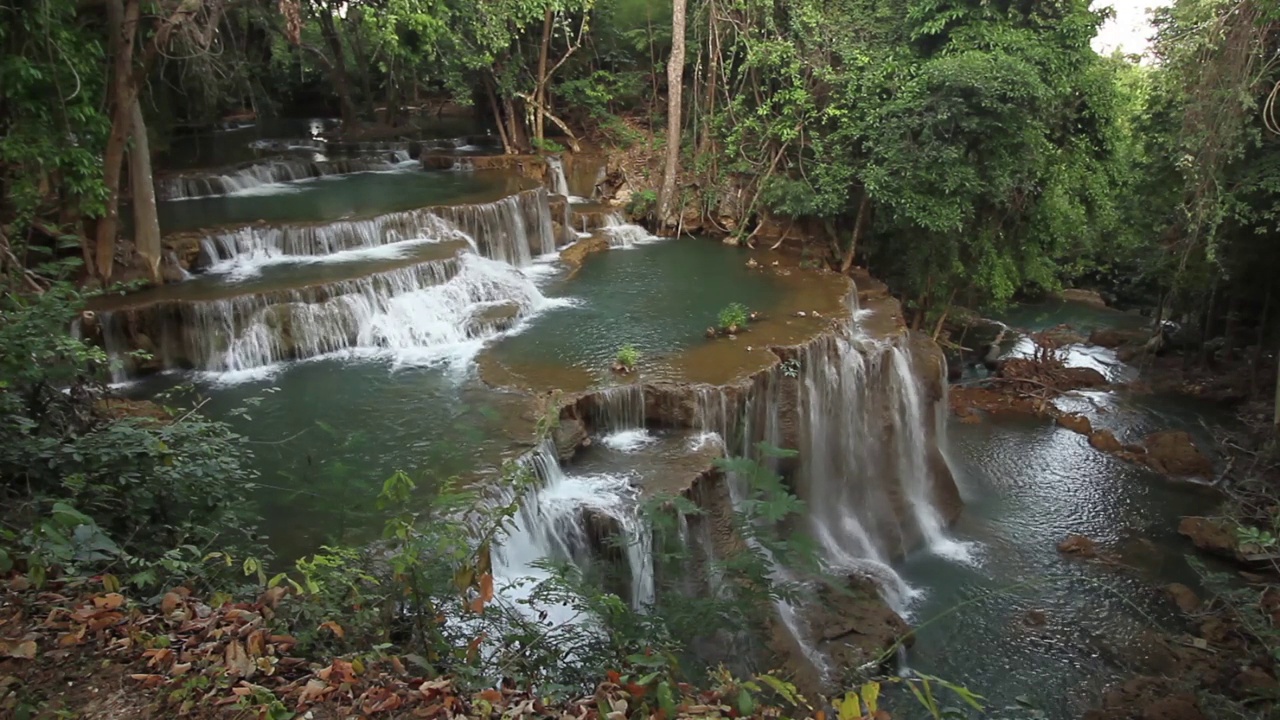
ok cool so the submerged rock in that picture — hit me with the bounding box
[1057,534,1098,558]
[1178,516,1241,560]
[1165,583,1201,613]
[1056,413,1093,435]
[1089,429,1124,453]
[805,575,912,673]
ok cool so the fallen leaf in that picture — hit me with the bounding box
[161,592,183,614]
[224,639,254,678]
[0,640,37,660]
[319,620,345,639]
[93,593,124,610]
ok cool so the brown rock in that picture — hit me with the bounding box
[559,235,610,266]
[1056,413,1093,435]
[551,416,588,463]
[1089,429,1124,453]
[1164,583,1201,613]
[1233,666,1277,695]
[1089,327,1148,348]
[1140,694,1205,720]
[1024,609,1048,626]
[1141,431,1213,477]
[1178,516,1240,559]
[1058,534,1098,558]
[1058,288,1108,307]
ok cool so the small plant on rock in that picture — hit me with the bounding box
[614,344,639,374]
[717,303,749,334]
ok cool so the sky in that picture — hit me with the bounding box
[1091,0,1173,57]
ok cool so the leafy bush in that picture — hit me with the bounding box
[626,189,658,219]
[616,344,640,369]
[0,279,265,592]
[717,303,749,331]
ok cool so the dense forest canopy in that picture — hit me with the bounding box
[1,0,1276,333]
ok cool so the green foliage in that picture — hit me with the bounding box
[0,280,264,593]
[615,343,639,368]
[626,188,658,218]
[717,302,748,331]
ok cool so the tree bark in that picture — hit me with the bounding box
[535,7,553,146]
[94,0,141,281]
[840,193,872,274]
[317,8,358,127]
[129,96,162,282]
[658,0,687,229]
[485,78,514,154]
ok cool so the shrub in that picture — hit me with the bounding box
[626,189,658,219]
[717,303,749,332]
[616,344,640,369]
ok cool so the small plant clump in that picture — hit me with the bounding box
[613,344,639,374]
[716,303,750,335]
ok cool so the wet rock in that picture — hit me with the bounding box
[1089,327,1148,349]
[1178,516,1240,559]
[1089,429,1124,453]
[551,415,588,463]
[1058,288,1108,307]
[559,235,610,266]
[467,302,521,336]
[1140,694,1206,720]
[1141,431,1212,477]
[807,575,912,672]
[1039,324,1087,348]
[1165,583,1201,613]
[1056,413,1093,435]
[1057,534,1098,558]
[1023,609,1048,626]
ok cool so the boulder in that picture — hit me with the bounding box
[551,415,588,463]
[807,575,912,672]
[559,235,610,267]
[1141,431,1213,477]
[467,302,522,336]
[1058,288,1108,308]
[1089,429,1124,453]
[1056,414,1093,436]
[1089,327,1148,349]
[1164,583,1201,613]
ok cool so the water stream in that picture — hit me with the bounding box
[101,122,1234,714]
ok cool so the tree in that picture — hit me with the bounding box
[657,0,684,228]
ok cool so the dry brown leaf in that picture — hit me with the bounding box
[224,639,254,678]
[161,592,184,615]
[319,620,345,639]
[0,639,36,659]
[246,629,266,658]
[93,593,124,610]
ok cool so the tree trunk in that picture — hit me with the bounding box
[129,97,162,283]
[318,9,358,127]
[485,79,514,154]
[658,0,687,229]
[840,193,872,274]
[535,7,553,146]
[95,0,141,281]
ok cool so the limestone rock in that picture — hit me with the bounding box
[1056,414,1093,436]
[1165,583,1201,613]
[807,575,912,672]
[1141,431,1212,477]
[1089,327,1148,349]
[468,301,522,336]
[1058,288,1108,307]
[559,235,610,267]
[1139,694,1205,720]
[1089,429,1124,453]
[1057,534,1098,558]
[551,416,588,463]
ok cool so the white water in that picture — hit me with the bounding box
[601,213,658,249]
[192,189,556,268]
[158,155,413,200]
[545,156,570,197]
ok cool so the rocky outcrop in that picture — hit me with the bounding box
[1178,516,1241,560]
[1058,534,1099,558]
[1057,288,1108,307]
[1056,414,1093,435]
[559,235,611,267]
[1089,430,1125,453]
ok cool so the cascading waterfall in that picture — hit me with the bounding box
[496,440,654,616]
[190,188,556,268]
[600,213,653,248]
[545,156,571,197]
[103,254,552,373]
[157,156,412,200]
[593,384,652,451]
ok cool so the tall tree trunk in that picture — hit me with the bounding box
[840,193,872,274]
[95,0,142,281]
[318,10,358,127]
[535,7,553,146]
[658,0,687,229]
[485,78,514,154]
[129,97,162,283]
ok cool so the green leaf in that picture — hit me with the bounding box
[657,681,677,718]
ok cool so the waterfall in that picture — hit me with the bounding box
[157,156,409,200]
[189,188,556,268]
[496,440,655,615]
[104,254,553,373]
[601,213,655,248]
[545,156,570,197]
